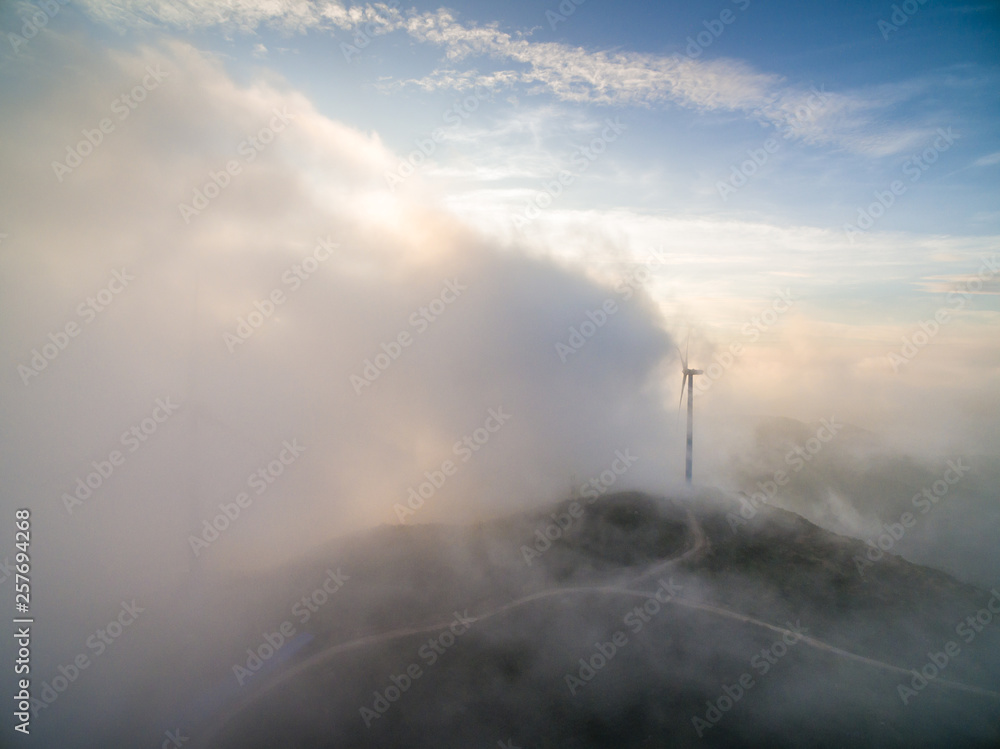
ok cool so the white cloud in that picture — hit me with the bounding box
[73,0,932,155]
[0,33,687,574]
[974,151,1000,167]
[73,0,352,33]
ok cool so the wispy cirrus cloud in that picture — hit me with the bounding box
[72,0,932,156]
[72,0,365,34]
[392,9,909,153]
[973,151,1000,167]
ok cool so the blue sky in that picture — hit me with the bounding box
[0,0,998,546]
[132,0,1000,240]
[9,0,996,238]
[5,9,1000,746]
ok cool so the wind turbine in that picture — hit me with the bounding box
[677,339,703,485]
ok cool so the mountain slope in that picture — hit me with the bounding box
[113,490,1000,748]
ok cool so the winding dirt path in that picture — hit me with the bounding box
[628,506,708,586]
[196,505,999,746]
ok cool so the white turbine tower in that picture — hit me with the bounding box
[677,339,703,485]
